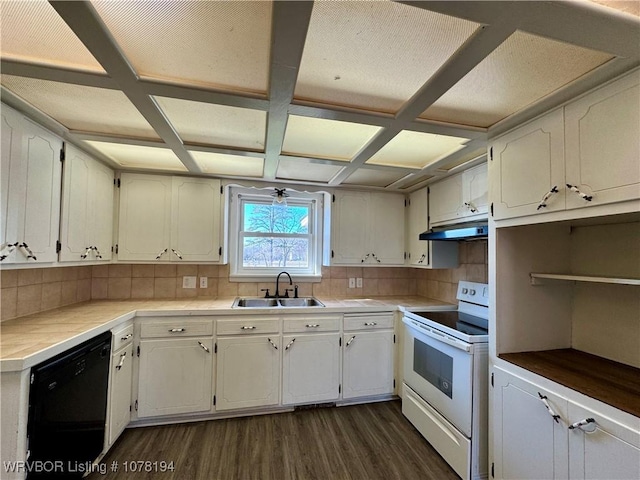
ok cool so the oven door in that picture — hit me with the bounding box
[402,316,474,437]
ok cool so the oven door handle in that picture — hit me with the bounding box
[404,318,472,353]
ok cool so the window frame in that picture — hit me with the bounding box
[228,186,325,281]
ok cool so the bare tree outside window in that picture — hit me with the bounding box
[242,202,310,268]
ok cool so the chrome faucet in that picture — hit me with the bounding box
[275,271,292,298]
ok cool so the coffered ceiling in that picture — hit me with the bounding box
[1,1,639,191]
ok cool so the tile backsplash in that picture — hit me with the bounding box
[0,241,487,321]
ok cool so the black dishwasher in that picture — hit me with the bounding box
[27,331,111,479]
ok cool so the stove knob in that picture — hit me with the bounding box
[469,289,476,295]
[462,288,469,294]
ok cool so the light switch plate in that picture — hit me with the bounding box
[199,276,208,288]
[356,277,363,288]
[348,278,356,288]
[182,276,197,289]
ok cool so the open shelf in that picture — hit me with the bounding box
[530,273,640,286]
[500,349,640,418]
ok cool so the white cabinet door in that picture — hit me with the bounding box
[429,173,464,226]
[407,187,429,266]
[568,402,640,480]
[118,173,172,261]
[106,346,133,447]
[282,333,340,405]
[216,335,280,411]
[137,337,213,418]
[564,71,640,210]
[0,108,63,264]
[369,192,405,265]
[171,176,220,262]
[342,330,394,399]
[462,162,489,218]
[490,108,566,220]
[331,190,369,264]
[492,368,569,480]
[332,190,405,265]
[60,145,114,262]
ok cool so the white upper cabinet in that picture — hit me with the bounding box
[332,190,405,265]
[0,105,62,264]
[60,144,114,262]
[490,69,640,221]
[429,162,488,226]
[118,173,221,262]
[564,70,640,210]
[406,186,458,268]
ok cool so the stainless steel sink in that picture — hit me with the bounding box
[278,297,325,307]
[233,298,279,308]
[232,297,325,308]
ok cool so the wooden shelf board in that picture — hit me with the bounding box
[530,273,640,286]
[500,349,640,418]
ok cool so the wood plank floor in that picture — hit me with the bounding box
[90,400,460,480]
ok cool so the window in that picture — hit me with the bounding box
[229,186,327,279]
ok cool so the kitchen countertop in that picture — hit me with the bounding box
[0,296,453,372]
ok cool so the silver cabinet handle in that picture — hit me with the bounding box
[156,248,168,259]
[198,341,210,353]
[464,201,478,213]
[371,253,381,263]
[538,393,561,423]
[346,335,356,347]
[361,253,371,263]
[115,351,127,370]
[169,328,186,333]
[120,333,133,341]
[81,246,92,259]
[364,322,377,326]
[267,338,278,350]
[285,338,296,350]
[418,253,426,264]
[0,242,19,262]
[537,186,559,210]
[91,246,102,259]
[241,326,256,330]
[19,242,37,260]
[566,184,593,202]
[305,324,320,328]
[171,248,183,259]
[569,418,596,433]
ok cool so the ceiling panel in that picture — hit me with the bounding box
[0,1,104,72]
[421,31,614,127]
[92,0,272,94]
[367,130,469,169]
[282,115,381,161]
[155,96,266,150]
[1,75,159,139]
[294,0,479,113]
[190,151,264,177]
[84,141,186,171]
[590,1,640,17]
[276,158,344,183]
[342,168,409,188]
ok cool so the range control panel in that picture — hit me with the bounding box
[456,281,489,307]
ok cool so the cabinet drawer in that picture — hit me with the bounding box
[283,315,341,333]
[112,323,134,350]
[344,313,394,331]
[139,317,213,338]
[217,318,280,335]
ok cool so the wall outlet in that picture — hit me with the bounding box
[356,277,363,288]
[348,277,356,288]
[199,276,208,289]
[182,276,197,289]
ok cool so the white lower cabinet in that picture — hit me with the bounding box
[342,313,395,399]
[136,318,214,418]
[105,324,134,449]
[215,335,281,411]
[492,367,640,480]
[282,332,341,405]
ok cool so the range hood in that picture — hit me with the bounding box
[419,222,488,241]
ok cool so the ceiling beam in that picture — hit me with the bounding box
[48,0,201,173]
[400,1,640,58]
[263,1,314,180]
[329,21,515,186]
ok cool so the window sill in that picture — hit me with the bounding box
[228,274,322,283]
